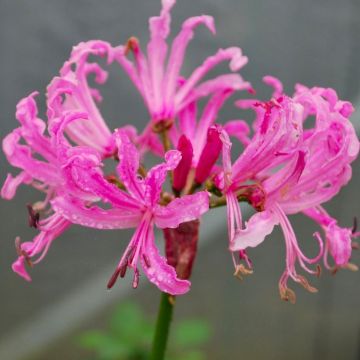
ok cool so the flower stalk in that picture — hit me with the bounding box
[150,292,175,360]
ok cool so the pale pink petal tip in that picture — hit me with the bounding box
[12,257,32,282]
[263,75,283,97]
[228,47,248,71]
[1,172,32,200]
[231,210,279,251]
[327,224,353,266]
[142,232,191,295]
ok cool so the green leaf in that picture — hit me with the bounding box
[77,331,112,350]
[173,320,211,348]
[109,303,144,336]
[168,350,206,360]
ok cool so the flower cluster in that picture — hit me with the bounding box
[2,0,359,302]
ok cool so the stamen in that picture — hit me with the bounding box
[316,264,322,278]
[15,237,22,257]
[119,264,127,278]
[352,217,358,234]
[297,275,318,293]
[15,236,33,267]
[107,268,122,289]
[279,286,296,304]
[124,36,139,56]
[132,268,140,289]
[345,263,358,272]
[105,174,125,190]
[233,264,253,281]
[142,254,151,268]
[26,204,40,228]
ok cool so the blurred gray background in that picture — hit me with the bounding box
[0,0,359,359]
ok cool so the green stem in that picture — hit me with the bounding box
[149,292,175,360]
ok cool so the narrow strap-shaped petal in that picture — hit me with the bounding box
[231,209,279,251]
[137,123,165,157]
[263,75,283,98]
[114,46,146,100]
[264,150,306,203]
[147,0,175,115]
[303,206,353,266]
[223,120,251,146]
[68,162,141,210]
[115,129,145,202]
[225,191,242,246]
[16,92,56,162]
[154,192,209,228]
[52,196,142,229]
[3,130,59,185]
[175,47,248,108]
[193,91,233,163]
[141,218,191,295]
[51,113,141,208]
[182,74,251,109]
[47,41,115,155]
[1,172,32,200]
[144,150,181,206]
[122,38,154,117]
[12,214,71,281]
[178,101,197,142]
[164,15,215,104]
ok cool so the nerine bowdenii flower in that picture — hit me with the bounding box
[216,77,359,302]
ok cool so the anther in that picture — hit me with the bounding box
[142,254,151,268]
[345,263,358,272]
[280,287,296,304]
[233,264,253,281]
[27,204,40,228]
[352,217,357,234]
[297,275,318,293]
[124,36,139,55]
[132,268,140,289]
[316,264,322,278]
[107,268,121,289]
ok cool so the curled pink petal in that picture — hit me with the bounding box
[115,129,145,201]
[231,209,279,251]
[144,150,181,206]
[1,172,32,200]
[52,196,142,230]
[12,256,32,282]
[141,218,191,295]
[263,75,283,98]
[154,192,209,228]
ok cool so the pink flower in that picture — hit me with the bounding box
[12,215,71,281]
[1,91,110,281]
[170,79,251,192]
[2,92,65,202]
[47,40,123,157]
[304,206,359,269]
[115,0,248,123]
[52,130,209,294]
[218,78,359,301]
